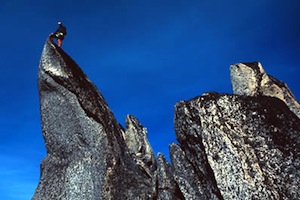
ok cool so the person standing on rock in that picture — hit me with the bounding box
[50,21,67,47]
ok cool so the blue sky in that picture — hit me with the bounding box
[0,0,299,199]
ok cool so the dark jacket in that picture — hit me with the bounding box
[54,24,67,39]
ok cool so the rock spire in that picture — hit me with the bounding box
[33,40,300,200]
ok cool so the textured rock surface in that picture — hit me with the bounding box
[175,93,300,199]
[170,143,222,200]
[124,115,157,196]
[125,115,157,179]
[156,153,183,200]
[34,40,300,199]
[33,39,155,199]
[230,62,300,118]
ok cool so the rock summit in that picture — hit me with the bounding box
[33,39,300,200]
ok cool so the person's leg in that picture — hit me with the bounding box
[58,39,62,47]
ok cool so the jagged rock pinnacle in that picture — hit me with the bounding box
[230,62,300,118]
[156,153,184,200]
[33,39,156,199]
[125,115,157,178]
[33,39,300,199]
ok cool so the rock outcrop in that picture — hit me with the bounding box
[33,39,156,199]
[33,40,300,200]
[230,62,300,118]
[174,93,300,199]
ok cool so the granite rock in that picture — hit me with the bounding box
[33,39,300,199]
[230,62,300,118]
[156,153,184,200]
[33,39,155,200]
[169,143,222,200]
[174,93,300,199]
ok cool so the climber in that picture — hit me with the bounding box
[49,21,67,47]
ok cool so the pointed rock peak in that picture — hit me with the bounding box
[157,153,169,166]
[39,38,118,128]
[230,62,300,118]
[125,114,156,175]
[37,38,126,160]
[39,39,63,76]
[39,38,89,81]
[230,62,264,96]
[125,114,151,153]
[125,115,146,135]
[156,153,184,200]
[157,153,173,188]
[34,39,156,199]
[156,153,173,183]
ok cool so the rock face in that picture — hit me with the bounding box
[175,93,300,199]
[230,62,300,118]
[33,39,156,199]
[33,40,300,200]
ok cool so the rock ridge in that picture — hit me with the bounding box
[33,40,300,200]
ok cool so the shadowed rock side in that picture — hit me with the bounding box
[123,115,186,199]
[34,39,300,200]
[156,153,184,200]
[169,143,222,200]
[175,93,300,199]
[33,39,156,199]
[230,62,300,118]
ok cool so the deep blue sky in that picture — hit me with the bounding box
[1,0,299,199]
